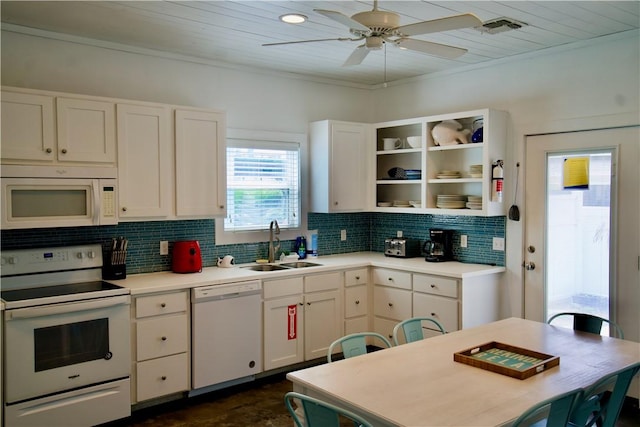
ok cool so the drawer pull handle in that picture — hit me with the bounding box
[355,276,360,280]
[299,302,304,306]
[388,302,393,307]
[387,277,393,281]
[430,284,436,288]
[431,312,436,317]
[161,336,167,341]
[45,148,52,154]
[307,302,311,306]
[161,376,167,381]
[61,148,67,154]
[355,300,360,305]
[160,303,166,308]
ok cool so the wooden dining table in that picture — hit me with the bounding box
[286,317,640,426]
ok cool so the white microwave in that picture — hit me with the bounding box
[1,165,118,229]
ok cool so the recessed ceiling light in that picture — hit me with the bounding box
[280,13,307,24]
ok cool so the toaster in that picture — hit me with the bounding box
[172,240,203,273]
[384,237,422,258]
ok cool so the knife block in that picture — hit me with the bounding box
[103,249,127,280]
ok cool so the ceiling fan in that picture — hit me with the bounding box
[263,1,482,66]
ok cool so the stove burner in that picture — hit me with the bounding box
[1,281,124,302]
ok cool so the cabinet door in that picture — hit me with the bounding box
[117,104,171,219]
[1,91,56,162]
[345,285,368,318]
[329,122,368,211]
[263,295,304,370]
[57,98,116,164]
[304,290,342,360]
[175,109,226,217]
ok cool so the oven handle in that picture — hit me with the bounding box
[5,295,130,320]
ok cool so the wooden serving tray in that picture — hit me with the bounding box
[454,341,559,380]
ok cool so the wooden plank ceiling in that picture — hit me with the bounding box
[1,1,638,86]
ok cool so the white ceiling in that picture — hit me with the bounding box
[1,1,638,86]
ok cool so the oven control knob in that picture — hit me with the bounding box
[104,352,113,360]
[77,252,85,259]
[87,251,96,259]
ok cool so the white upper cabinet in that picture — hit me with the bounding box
[56,97,116,164]
[175,109,226,217]
[1,90,56,163]
[374,109,507,216]
[309,120,370,213]
[117,103,171,219]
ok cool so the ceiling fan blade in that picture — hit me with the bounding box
[315,9,371,33]
[396,13,482,36]
[262,38,354,47]
[395,38,467,59]
[343,45,370,66]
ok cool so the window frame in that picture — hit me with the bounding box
[215,128,308,245]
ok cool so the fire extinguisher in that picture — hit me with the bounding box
[491,160,504,202]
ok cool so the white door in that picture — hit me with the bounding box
[524,127,639,344]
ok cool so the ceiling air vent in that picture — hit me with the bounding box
[474,17,527,34]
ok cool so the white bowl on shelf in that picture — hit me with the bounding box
[406,136,422,148]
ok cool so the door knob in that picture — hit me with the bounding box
[523,261,536,271]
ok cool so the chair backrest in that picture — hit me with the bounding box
[570,362,640,427]
[392,317,446,346]
[327,332,391,363]
[547,312,624,339]
[511,388,583,427]
[285,391,373,427]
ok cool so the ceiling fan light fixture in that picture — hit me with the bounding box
[365,36,384,50]
[279,13,307,24]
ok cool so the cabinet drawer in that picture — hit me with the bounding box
[345,268,368,287]
[263,277,304,299]
[373,286,411,321]
[135,291,188,318]
[136,314,189,361]
[345,285,368,318]
[136,353,189,402]
[413,293,459,333]
[413,274,458,298]
[373,317,398,343]
[305,272,342,293]
[345,317,369,336]
[373,268,411,290]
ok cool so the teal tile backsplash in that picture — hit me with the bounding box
[1,213,505,274]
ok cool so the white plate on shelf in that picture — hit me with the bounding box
[469,173,483,178]
[377,202,392,207]
[437,202,466,209]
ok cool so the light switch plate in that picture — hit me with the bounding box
[460,235,467,248]
[340,230,347,241]
[493,237,505,251]
[160,240,169,255]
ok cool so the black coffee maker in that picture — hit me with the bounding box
[424,229,454,262]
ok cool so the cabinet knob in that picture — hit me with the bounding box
[299,302,304,306]
[430,284,436,288]
[355,276,360,280]
[334,201,339,206]
[45,148,53,154]
[355,300,360,305]
[387,277,393,281]
[388,302,393,307]
[431,312,437,317]
[60,148,67,154]
[219,205,225,209]
[122,207,128,212]
[161,336,167,341]
[161,376,167,381]
[160,303,166,308]
[306,302,311,306]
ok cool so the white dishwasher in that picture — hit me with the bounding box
[191,280,262,393]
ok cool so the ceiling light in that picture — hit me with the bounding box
[280,13,307,24]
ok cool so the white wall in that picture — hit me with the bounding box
[372,30,640,318]
[2,28,638,320]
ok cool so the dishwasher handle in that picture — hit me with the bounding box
[192,280,261,301]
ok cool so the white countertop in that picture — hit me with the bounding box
[114,252,505,295]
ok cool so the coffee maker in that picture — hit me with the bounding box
[424,229,454,262]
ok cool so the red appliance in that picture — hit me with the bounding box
[172,241,202,273]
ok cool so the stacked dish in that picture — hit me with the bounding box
[377,202,392,207]
[469,164,483,178]
[466,196,483,210]
[436,170,461,179]
[436,194,466,209]
[393,200,411,207]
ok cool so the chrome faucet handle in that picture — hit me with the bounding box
[274,236,281,254]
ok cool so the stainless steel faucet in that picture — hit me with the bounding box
[268,219,281,263]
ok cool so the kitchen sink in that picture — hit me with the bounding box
[280,261,322,268]
[243,264,289,272]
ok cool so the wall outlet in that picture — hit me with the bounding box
[460,235,467,248]
[340,230,347,241]
[492,237,505,251]
[397,230,403,238]
[160,240,169,255]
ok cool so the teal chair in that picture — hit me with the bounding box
[285,391,373,427]
[392,316,446,346]
[511,388,583,427]
[547,312,624,339]
[569,362,640,427]
[327,332,391,363]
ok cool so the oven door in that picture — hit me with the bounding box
[3,295,131,403]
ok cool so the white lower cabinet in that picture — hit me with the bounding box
[344,268,369,335]
[263,272,342,371]
[132,290,190,404]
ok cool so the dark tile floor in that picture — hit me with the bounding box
[106,374,640,427]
